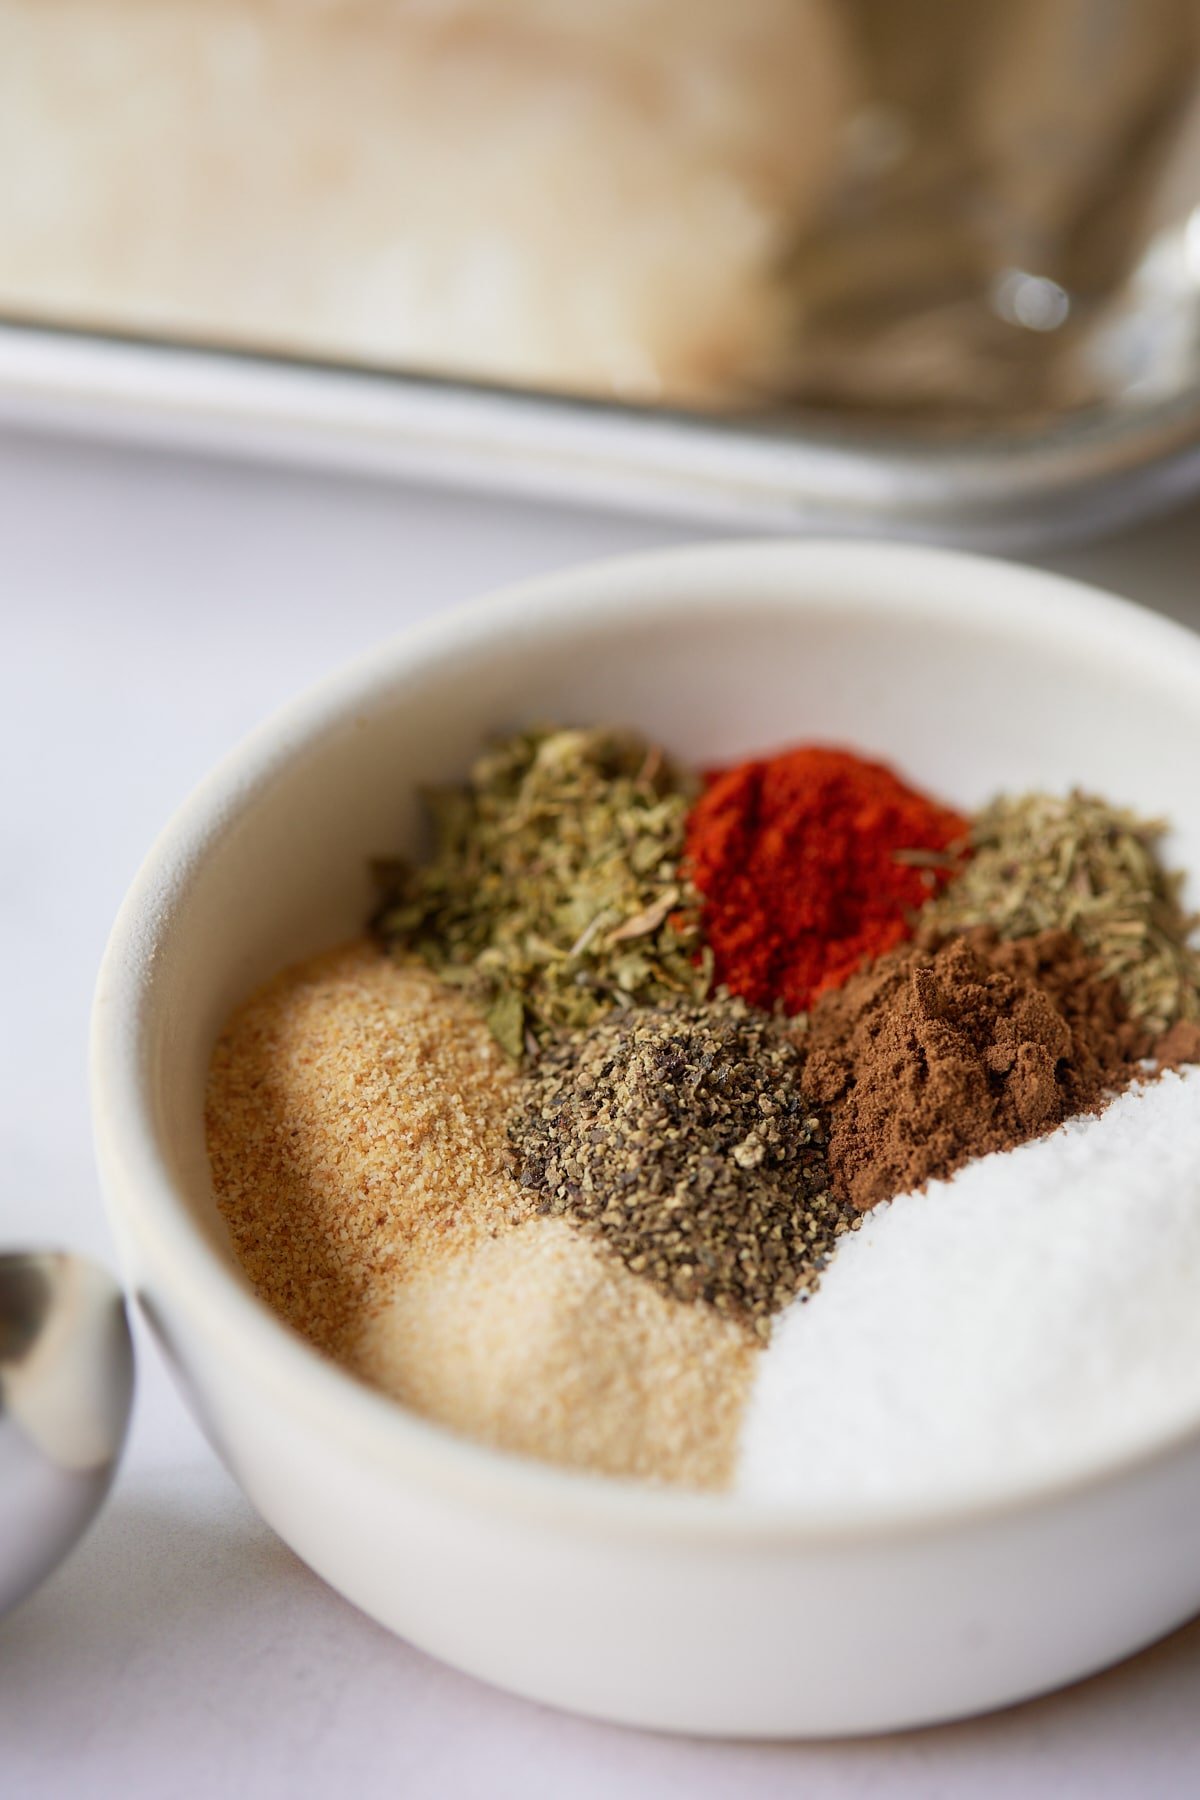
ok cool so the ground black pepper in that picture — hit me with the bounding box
[509,998,855,1336]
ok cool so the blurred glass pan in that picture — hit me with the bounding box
[2,0,1200,549]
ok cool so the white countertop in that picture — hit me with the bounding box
[3,427,1200,1797]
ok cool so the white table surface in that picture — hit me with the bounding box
[3,427,1200,1798]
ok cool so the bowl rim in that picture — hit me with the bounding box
[92,535,1200,1547]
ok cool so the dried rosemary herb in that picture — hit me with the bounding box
[374,727,710,1057]
[925,790,1200,1033]
[509,998,855,1336]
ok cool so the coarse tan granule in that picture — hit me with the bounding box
[207,939,756,1488]
[351,1217,756,1490]
[206,940,529,1362]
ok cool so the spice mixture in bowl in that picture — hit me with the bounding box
[94,542,1200,1736]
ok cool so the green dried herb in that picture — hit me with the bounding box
[926,790,1200,1033]
[509,998,855,1336]
[374,727,710,1056]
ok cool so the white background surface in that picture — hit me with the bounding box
[3,427,1200,1796]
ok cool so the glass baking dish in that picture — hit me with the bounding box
[3,0,1200,547]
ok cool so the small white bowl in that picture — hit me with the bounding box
[93,541,1200,1737]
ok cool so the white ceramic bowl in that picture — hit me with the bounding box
[93,541,1200,1737]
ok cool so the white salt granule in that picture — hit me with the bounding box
[736,1068,1200,1507]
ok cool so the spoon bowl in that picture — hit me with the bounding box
[0,1252,134,1616]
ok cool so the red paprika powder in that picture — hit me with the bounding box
[685,745,967,1014]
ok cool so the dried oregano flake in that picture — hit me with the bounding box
[926,790,1200,1034]
[374,727,710,1056]
[509,996,856,1336]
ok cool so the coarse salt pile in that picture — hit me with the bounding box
[736,1067,1200,1505]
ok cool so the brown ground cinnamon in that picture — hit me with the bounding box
[797,929,1146,1211]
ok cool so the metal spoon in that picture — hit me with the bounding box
[0,1252,134,1616]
